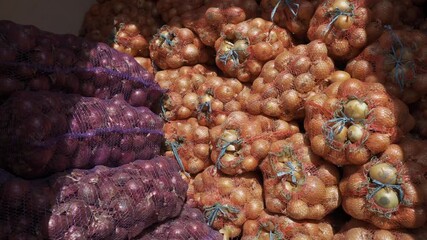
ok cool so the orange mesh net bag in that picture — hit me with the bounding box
[346,26,427,104]
[191,166,265,238]
[241,40,335,121]
[156,64,251,127]
[259,133,341,220]
[210,111,300,175]
[339,144,427,229]
[215,18,294,83]
[307,0,386,61]
[333,218,424,240]
[80,0,161,58]
[261,0,321,41]
[304,76,414,166]
[241,210,334,240]
[164,118,211,176]
[149,25,214,70]
[168,0,259,47]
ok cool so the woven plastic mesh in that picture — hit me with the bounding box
[0,20,164,111]
[0,91,164,179]
[0,157,188,239]
[137,204,222,240]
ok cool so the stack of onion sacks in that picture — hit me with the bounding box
[149,25,213,69]
[346,27,427,104]
[339,144,426,229]
[333,219,423,240]
[191,166,264,239]
[210,111,300,175]
[259,133,341,220]
[242,210,334,240]
[168,0,259,47]
[215,17,294,83]
[260,0,321,40]
[304,75,414,166]
[307,0,385,61]
[242,40,335,121]
[163,118,211,175]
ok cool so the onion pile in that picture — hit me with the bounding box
[242,40,335,121]
[168,0,259,47]
[261,0,321,40]
[164,118,211,175]
[138,204,222,240]
[260,133,341,220]
[149,25,213,69]
[304,77,414,166]
[0,20,163,110]
[0,157,188,239]
[242,210,334,240]
[346,27,427,104]
[210,111,300,175]
[191,166,264,238]
[339,144,426,229]
[0,91,164,178]
[215,17,294,82]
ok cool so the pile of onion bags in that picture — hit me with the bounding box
[0,20,163,110]
[0,91,164,178]
[0,157,188,239]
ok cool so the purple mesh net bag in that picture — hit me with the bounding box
[0,20,164,111]
[0,157,188,239]
[0,90,164,178]
[137,204,222,240]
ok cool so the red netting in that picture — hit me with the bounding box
[191,166,264,239]
[0,157,188,239]
[241,210,334,240]
[0,20,164,111]
[164,118,212,175]
[339,144,427,229]
[137,204,222,240]
[242,40,335,121]
[80,0,162,58]
[304,77,414,166]
[412,96,427,138]
[215,17,294,83]
[346,27,427,104]
[169,0,260,47]
[156,64,251,127]
[210,111,300,175]
[149,25,214,70]
[307,0,382,61]
[261,0,321,41]
[156,0,208,23]
[259,133,341,220]
[0,91,164,179]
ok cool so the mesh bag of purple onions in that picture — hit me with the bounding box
[138,204,222,240]
[0,157,188,239]
[0,20,163,111]
[0,91,164,179]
